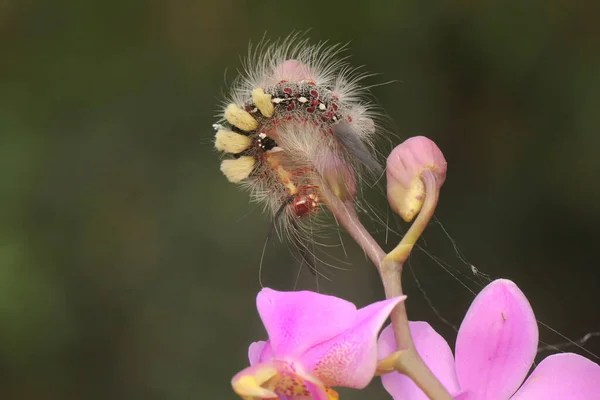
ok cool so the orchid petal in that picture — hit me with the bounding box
[301,296,406,388]
[248,341,274,366]
[455,279,538,400]
[248,341,266,366]
[256,288,356,358]
[452,390,474,400]
[378,321,461,400]
[511,353,600,400]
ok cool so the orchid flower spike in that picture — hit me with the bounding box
[231,288,406,400]
[386,136,447,222]
[378,279,600,400]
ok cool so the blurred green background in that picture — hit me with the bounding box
[2,0,599,399]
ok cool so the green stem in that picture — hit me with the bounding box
[322,170,452,400]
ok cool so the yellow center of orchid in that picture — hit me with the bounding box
[232,361,340,400]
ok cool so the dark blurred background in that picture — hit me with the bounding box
[1,1,599,399]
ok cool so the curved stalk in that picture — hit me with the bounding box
[321,170,452,400]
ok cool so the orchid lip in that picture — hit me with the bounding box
[232,374,278,398]
[231,360,334,400]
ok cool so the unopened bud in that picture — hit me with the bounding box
[386,136,447,222]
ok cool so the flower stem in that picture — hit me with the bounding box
[382,170,452,399]
[383,169,440,349]
[324,194,386,268]
[322,170,452,400]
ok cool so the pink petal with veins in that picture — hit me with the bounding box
[455,279,538,400]
[301,296,406,388]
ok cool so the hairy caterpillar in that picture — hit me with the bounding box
[213,34,384,270]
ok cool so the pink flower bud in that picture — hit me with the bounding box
[386,136,447,222]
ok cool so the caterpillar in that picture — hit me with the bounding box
[213,34,384,268]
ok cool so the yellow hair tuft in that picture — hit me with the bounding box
[214,130,252,153]
[220,156,256,183]
[224,104,258,131]
[252,88,275,117]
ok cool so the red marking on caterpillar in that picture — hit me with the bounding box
[291,194,314,217]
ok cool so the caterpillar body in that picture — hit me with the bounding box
[214,35,383,258]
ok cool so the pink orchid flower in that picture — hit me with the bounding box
[378,279,600,399]
[231,288,406,400]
